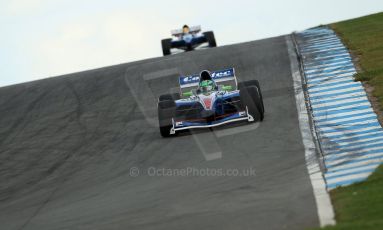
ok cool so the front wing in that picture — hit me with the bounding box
[170,109,254,134]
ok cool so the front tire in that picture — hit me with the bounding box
[240,86,263,122]
[238,80,264,117]
[158,100,176,137]
[161,39,172,56]
[203,31,217,47]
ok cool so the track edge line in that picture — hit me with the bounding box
[286,34,336,227]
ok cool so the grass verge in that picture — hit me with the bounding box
[331,12,383,107]
[319,165,383,229]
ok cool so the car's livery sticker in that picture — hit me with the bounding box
[179,68,235,87]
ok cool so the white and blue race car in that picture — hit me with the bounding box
[161,25,216,56]
[157,68,264,137]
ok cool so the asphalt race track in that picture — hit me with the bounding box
[0,36,320,230]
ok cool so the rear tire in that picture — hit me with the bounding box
[238,80,264,116]
[203,31,217,47]
[161,39,172,56]
[158,100,176,137]
[240,86,263,122]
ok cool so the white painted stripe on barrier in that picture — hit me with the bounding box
[287,36,335,227]
[307,72,355,83]
[311,53,351,61]
[307,77,357,87]
[310,49,350,57]
[309,82,357,93]
[309,87,363,97]
[304,61,351,71]
[305,56,351,66]
[301,37,340,43]
[306,69,355,80]
[334,132,383,145]
[302,37,339,43]
[326,172,371,185]
[312,102,369,112]
[316,114,376,125]
[319,121,379,131]
[308,82,360,93]
[311,97,369,108]
[313,102,371,112]
[317,116,376,126]
[305,55,351,63]
[306,68,356,78]
[309,78,355,87]
[309,86,364,97]
[320,125,382,137]
[315,113,376,126]
[325,164,379,178]
[302,43,343,49]
[324,132,383,143]
[326,152,383,167]
[303,46,347,54]
[325,143,383,156]
[310,92,366,104]
[314,108,373,120]
[303,33,335,37]
[305,61,353,73]
[325,147,383,160]
[313,103,370,113]
[302,42,343,50]
[324,136,383,147]
[314,107,371,119]
[319,121,379,134]
[305,60,351,69]
[306,71,356,81]
[320,119,377,129]
[322,137,383,147]
[307,78,355,88]
[302,46,346,54]
[326,153,383,164]
[305,37,339,43]
[330,129,383,137]
[309,87,362,97]
[324,140,383,153]
[326,158,383,172]
[302,42,343,49]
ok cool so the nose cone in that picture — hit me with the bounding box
[183,34,193,43]
[200,110,215,118]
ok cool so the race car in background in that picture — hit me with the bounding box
[157,68,264,137]
[161,25,217,56]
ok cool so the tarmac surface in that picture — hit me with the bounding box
[0,35,319,230]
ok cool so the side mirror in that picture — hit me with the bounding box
[182,91,193,97]
[221,85,232,91]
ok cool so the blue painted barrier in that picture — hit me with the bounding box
[295,27,383,190]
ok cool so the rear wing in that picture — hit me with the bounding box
[171,25,201,37]
[179,68,238,96]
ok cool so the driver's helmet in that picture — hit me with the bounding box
[182,25,190,34]
[199,80,215,94]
